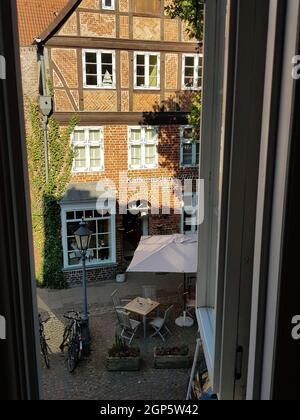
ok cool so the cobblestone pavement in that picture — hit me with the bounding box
[38,274,200,401]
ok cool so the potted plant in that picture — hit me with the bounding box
[106,336,141,371]
[154,346,192,369]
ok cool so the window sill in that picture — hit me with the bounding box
[128,166,158,171]
[63,262,117,272]
[133,87,161,91]
[83,86,116,90]
[180,164,199,169]
[182,87,202,92]
[72,169,105,174]
[196,307,215,381]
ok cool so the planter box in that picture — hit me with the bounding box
[106,356,141,372]
[154,349,192,369]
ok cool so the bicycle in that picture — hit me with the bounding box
[39,314,51,369]
[60,311,86,373]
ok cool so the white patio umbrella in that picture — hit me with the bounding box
[127,234,198,327]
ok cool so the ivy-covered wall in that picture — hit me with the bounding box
[27,103,77,288]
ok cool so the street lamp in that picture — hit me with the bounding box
[74,218,92,353]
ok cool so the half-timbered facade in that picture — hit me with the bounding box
[36,0,201,284]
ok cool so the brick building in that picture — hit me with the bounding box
[19,0,201,284]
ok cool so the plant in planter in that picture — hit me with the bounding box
[154,345,192,369]
[106,336,141,371]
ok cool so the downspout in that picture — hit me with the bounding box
[36,38,47,96]
[35,39,50,183]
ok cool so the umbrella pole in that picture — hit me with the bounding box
[184,273,187,312]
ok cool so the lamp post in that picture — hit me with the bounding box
[74,218,92,353]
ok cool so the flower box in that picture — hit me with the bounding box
[154,346,192,369]
[106,356,141,371]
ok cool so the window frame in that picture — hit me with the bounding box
[61,204,116,270]
[182,53,203,91]
[82,49,116,89]
[71,126,104,173]
[181,191,199,235]
[101,0,115,11]
[133,52,161,90]
[196,0,272,400]
[180,126,200,168]
[128,126,159,170]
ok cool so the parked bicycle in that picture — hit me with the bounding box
[60,311,88,373]
[39,313,51,369]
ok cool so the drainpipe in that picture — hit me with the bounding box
[35,38,47,96]
[35,39,52,183]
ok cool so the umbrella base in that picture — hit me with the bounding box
[175,313,194,328]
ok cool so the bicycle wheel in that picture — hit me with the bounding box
[41,339,50,369]
[67,337,80,373]
[60,324,73,351]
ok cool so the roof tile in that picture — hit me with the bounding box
[17,0,69,46]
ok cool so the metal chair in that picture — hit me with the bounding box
[116,309,141,345]
[142,285,158,301]
[149,305,174,343]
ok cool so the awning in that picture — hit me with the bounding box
[127,234,198,274]
[59,182,113,205]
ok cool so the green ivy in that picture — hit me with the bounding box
[165,0,204,41]
[166,0,204,128]
[27,103,77,289]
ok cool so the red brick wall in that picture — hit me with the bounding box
[63,123,198,284]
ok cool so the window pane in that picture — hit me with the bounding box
[86,220,96,233]
[183,128,194,139]
[102,53,112,64]
[145,128,157,142]
[149,55,158,67]
[86,75,97,86]
[149,62,158,87]
[145,145,156,165]
[67,222,79,236]
[137,65,145,76]
[102,69,113,86]
[130,145,142,166]
[89,235,97,249]
[67,237,78,252]
[66,212,75,220]
[76,211,84,220]
[98,219,110,233]
[74,147,86,169]
[98,234,110,248]
[184,77,194,88]
[89,130,101,142]
[136,55,145,65]
[185,56,195,67]
[73,130,85,143]
[130,129,142,142]
[85,210,94,219]
[85,52,97,63]
[196,142,200,164]
[68,252,81,266]
[182,144,193,165]
[90,146,102,169]
[137,76,145,87]
[185,67,194,77]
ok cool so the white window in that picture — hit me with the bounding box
[83,50,116,89]
[102,0,115,10]
[180,126,200,167]
[182,192,198,234]
[62,207,116,269]
[182,54,203,90]
[134,52,160,90]
[128,126,158,169]
[72,127,104,173]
